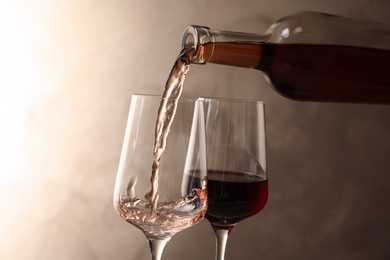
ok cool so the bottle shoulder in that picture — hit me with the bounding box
[266,11,390,49]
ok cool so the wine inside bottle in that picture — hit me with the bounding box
[206,42,390,103]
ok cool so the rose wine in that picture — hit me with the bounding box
[205,42,390,103]
[117,173,207,239]
[205,170,268,230]
[146,48,194,213]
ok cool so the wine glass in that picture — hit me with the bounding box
[114,94,207,260]
[202,97,268,260]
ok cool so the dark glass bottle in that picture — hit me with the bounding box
[181,11,390,104]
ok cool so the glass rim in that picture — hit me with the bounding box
[131,94,264,104]
[132,94,201,102]
[199,96,265,105]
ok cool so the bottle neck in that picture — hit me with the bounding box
[181,25,271,67]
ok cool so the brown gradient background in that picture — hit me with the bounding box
[1,0,389,259]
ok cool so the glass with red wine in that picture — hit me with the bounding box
[202,97,268,260]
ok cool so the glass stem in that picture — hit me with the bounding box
[148,238,171,260]
[215,229,229,260]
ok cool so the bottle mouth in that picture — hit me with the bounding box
[181,25,214,64]
[181,26,198,51]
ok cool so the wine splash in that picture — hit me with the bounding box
[119,178,207,239]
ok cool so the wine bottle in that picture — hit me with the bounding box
[181,11,390,104]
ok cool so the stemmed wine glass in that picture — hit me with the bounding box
[202,97,268,260]
[114,94,207,260]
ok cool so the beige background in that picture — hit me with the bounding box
[1,0,389,259]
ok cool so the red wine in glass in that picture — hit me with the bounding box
[205,170,268,232]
